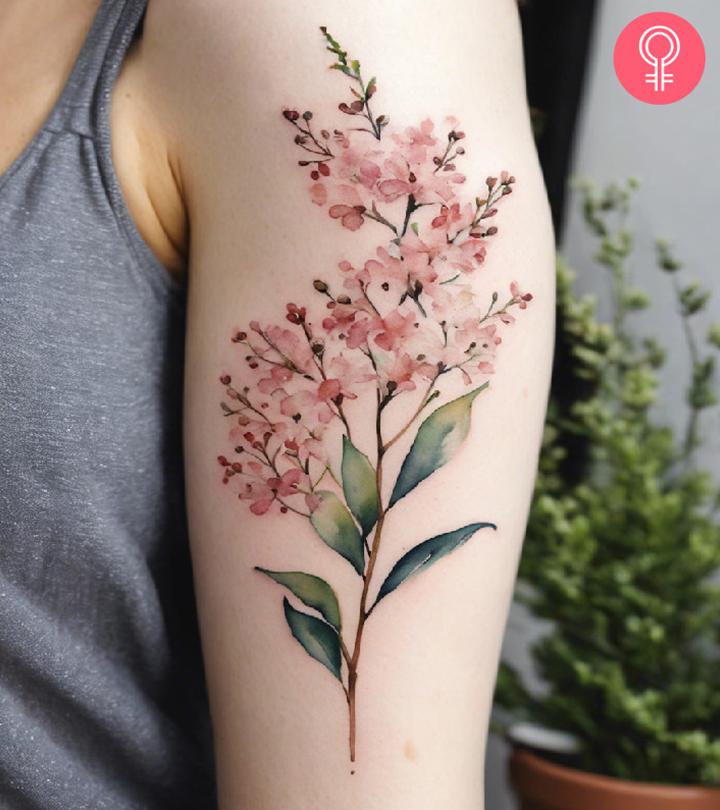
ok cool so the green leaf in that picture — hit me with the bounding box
[341,436,379,536]
[310,491,365,575]
[389,383,488,507]
[283,597,341,680]
[372,522,496,609]
[255,568,341,631]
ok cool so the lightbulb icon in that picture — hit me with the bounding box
[639,25,681,92]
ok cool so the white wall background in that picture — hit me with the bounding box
[486,1,720,807]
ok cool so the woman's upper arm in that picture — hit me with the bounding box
[145,1,554,806]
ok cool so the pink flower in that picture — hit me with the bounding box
[250,491,275,515]
[374,310,418,352]
[334,145,383,189]
[258,366,294,394]
[412,163,466,204]
[346,315,380,349]
[401,228,483,278]
[322,301,360,334]
[455,320,503,351]
[325,353,376,390]
[261,325,315,374]
[510,280,534,309]
[431,203,465,230]
[310,183,327,206]
[391,118,437,164]
[243,467,308,515]
[377,177,414,203]
[364,246,407,286]
[268,468,304,497]
[280,388,335,425]
[279,372,362,426]
[329,204,366,231]
[378,352,426,392]
[327,185,367,231]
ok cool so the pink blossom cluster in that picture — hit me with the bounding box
[217,112,532,517]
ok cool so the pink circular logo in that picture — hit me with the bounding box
[614,12,705,104]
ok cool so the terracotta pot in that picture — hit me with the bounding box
[509,749,720,810]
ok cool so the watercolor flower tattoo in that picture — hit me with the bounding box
[216,27,533,765]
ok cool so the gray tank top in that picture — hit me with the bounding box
[0,1,217,807]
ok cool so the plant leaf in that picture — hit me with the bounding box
[389,383,488,507]
[341,436,379,536]
[372,522,496,608]
[255,568,341,631]
[310,490,365,575]
[283,597,342,680]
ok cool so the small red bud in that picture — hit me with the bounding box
[219,374,231,385]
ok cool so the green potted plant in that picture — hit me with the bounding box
[495,179,720,809]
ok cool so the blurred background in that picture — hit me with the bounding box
[486,1,720,806]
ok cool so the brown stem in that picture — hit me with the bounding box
[399,194,418,238]
[383,375,439,452]
[345,392,388,763]
[449,183,507,245]
[365,204,399,235]
[347,668,358,761]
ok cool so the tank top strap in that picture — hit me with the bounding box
[48,0,148,138]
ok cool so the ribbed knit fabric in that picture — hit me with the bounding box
[0,1,217,807]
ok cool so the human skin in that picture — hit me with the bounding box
[2,1,555,808]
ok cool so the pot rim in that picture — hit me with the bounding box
[510,748,720,809]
